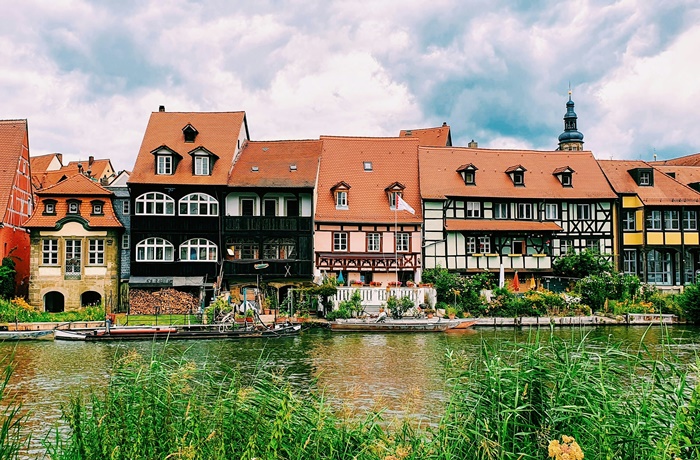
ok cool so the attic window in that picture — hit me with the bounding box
[331,181,351,210]
[67,200,81,214]
[384,181,406,209]
[561,174,572,186]
[182,124,198,143]
[639,171,652,186]
[629,168,654,187]
[188,146,217,176]
[553,166,574,187]
[290,164,297,171]
[251,166,259,172]
[457,163,478,185]
[363,162,373,171]
[505,165,527,187]
[157,155,173,175]
[43,200,57,215]
[91,200,104,215]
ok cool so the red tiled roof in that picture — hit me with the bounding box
[129,111,247,185]
[399,124,451,146]
[598,160,700,206]
[30,153,61,174]
[445,219,562,232]
[654,165,700,187]
[650,152,700,166]
[229,140,321,187]
[316,136,422,223]
[419,147,616,200]
[0,120,28,219]
[25,174,122,229]
[63,159,114,180]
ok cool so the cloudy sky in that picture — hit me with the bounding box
[2,0,699,171]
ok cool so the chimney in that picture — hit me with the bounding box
[77,163,83,174]
[468,139,478,148]
[88,155,94,166]
[159,105,165,112]
[442,122,448,127]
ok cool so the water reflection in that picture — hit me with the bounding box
[2,325,699,458]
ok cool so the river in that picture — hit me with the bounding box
[3,325,700,458]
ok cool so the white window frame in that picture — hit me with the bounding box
[684,210,697,230]
[92,203,103,215]
[466,236,476,253]
[623,249,637,274]
[664,210,680,230]
[122,200,130,215]
[576,204,591,221]
[646,210,662,230]
[157,155,173,175]
[560,239,572,254]
[396,233,410,252]
[639,171,651,186]
[136,238,174,262]
[517,203,533,220]
[494,203,508,219]
[42,239,58,265]
[45,203,55,214]
[367,233,381,252]
[178,193,219,216]
[334,232,348,251]
[478,236,491,253]
[179,238,217,262]
[88,239,105,265]
[135,192,175,215]
[545,203,558,220]
[68,201,79,214]
[122,233,130,250]
[336,191,348,209]
[65,240,81,275]
[623,210,636,231]
[465,201,480,218]
[194,155,210,176]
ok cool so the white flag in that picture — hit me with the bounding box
[396,194,416,214]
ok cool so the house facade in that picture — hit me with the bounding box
[25,174,122,311]
[419,147,617,283]
[127,108,249,307]
[314,136,423,286]
[106,170,131,310]
[223,140,320,299]
[598,160,700,286]
[0,119,33,296]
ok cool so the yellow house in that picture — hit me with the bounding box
[599,160,700,286]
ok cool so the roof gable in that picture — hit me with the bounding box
[0,119,29,219]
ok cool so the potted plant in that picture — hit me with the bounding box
[369,281,382,287]
[446,306,457,319]
[423,308,435,318]
[406,280,415,287]
[388,281,402,287]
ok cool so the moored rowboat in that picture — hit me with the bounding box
[0,329,54,341]
[54,324,301,341]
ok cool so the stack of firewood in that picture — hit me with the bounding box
[129,289,199,315]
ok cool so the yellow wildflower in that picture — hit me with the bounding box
[548,435,583,460]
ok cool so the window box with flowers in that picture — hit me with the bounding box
[369,281,382,287]
[350,280,364,286]
[418,283,433,288]
[388,281,402,287]
[406,280,415,287]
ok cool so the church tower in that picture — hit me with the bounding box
[557,90,584,151]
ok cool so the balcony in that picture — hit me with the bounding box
[224,216,312,233]
[223,259,313,278]
[131,215,219,233]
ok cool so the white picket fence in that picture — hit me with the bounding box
[330,287,437,314]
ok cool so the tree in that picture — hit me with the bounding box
[0,257,16,299]
[675,282,700,324]
[552,249,613,279]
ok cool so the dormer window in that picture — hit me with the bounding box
[290,164,297,171]
[628,167,654,187]
[384,182,406,209]
[363,161,373,171]
[553,166,575,187]
[331,181,351,210]
[151,145,182,175]
[67,200,81,214]
[188,147,217,176]
[182,124,198,143]
[457,163,478,185]
[506,165,527,187]
[91,200,104,215]
[43,200,57,215]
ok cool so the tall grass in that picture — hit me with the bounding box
[431,328,700,460]
[36,330,700,459]
[0,357,28,460]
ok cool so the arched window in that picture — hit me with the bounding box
[179,238,217,261]
[136,238,174,261]
[179,193,219,216]
[135,192,175,215]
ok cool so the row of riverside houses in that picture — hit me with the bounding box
[5,94,700,314]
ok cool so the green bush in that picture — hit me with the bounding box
[0,298,105,323]
[325,308,350,321]
[337,290,363,317]
[552,248,613,278]
[676,282,700,324]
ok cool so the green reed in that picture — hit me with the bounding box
[0,357,28,460]
[431,327,700,460]
[39,329,700,460]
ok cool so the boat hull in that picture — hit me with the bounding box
[330,319,466,332]
[0,330,54,341]
[54,324,301,341]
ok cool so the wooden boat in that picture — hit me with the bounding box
[0,329,54,341]
[54,323,301,341]
[330,318,467,332]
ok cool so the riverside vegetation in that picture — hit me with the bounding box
[1,330,698,459]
